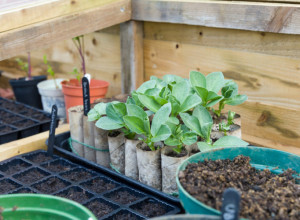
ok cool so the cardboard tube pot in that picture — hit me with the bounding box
[186,142,200,156]
[68,105,84,157]
[136,142,163,190]
[211,124,241,141]
[83,115,96,162]
[108,131,125,174]
[161,146,189,194]
[94,125,110,167]
[125,138,142,180]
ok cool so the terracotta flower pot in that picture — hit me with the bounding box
[61,79,109,121]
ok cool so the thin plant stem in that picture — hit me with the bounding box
[27,52,32,80]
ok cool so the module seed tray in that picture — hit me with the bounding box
[0,150,182,219]
[0,97,55,144]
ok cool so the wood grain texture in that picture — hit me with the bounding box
[0,0,122,33]
[144,39,300,109]
[144,22,300,58]
[0,0,131,61]
[0,123,70,162]
[0,30,122,97]
[120,21,144,93]
[132,0,300,34]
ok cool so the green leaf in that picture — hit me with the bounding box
[193,86,208,103]
[136,80,157,93]
[206,93,223,107]
[168,95,180,116]
[179,113,202,136]
[222,81,238,98]
[172,80,189,104]
[190,71,206,88]
[165,136,181,146]
[138,94,162,112]
[155,97,169,106]
[179,93,202,112]
[87,109,99,121]
[151,103,171,136]
[131,91,144,107]
[182,132,197,145]
[151,124,171,142]
[145,88,161,96]
[213,136,249,148]
[193,105,213,140]
[167,117,180,125]
[94,102,107,116]
[126,104,148,120]
[224,95,248,106]
[106,103,126,123]
[206,72,225,93]
[146,110,154,117]
[43,55,48,64]
[96,117,123,130]
[197,142,213,152]
[123,116,146,134]
[163,74,184,84]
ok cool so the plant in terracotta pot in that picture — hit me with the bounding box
[37,55,66,119]
[9,52,47,109]
[61,35,109,121]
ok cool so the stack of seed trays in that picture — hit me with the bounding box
[0,150,182,219]
[0,97,55,144]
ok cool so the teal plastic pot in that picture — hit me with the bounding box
[0,194,97,220]
[176,146,300,216]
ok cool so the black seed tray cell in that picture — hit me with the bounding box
[102,209,145,220]
[12,167,50,185]
[0,147,182,219]
[0,97,58,144]
[0,178,22,194]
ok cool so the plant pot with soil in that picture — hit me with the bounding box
[176,146,300,219]
[37,55,66,119]
[61,36,109,121]
[10,53,47,109]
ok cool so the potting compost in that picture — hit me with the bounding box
[179,155,300,220]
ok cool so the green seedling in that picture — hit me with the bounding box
[218,110,235,135]
[43,55,58,89]
[123,103,172,151]
[72,35,86,83]
[15,52,32,80]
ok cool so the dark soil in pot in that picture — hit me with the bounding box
[56,187,92,203]
[61,169,93,183]
[131,199,168,218]
[26,153,53,163]
[34,177,69,194]
[13,168,49,184]
[105,189,141,204]
[85,199,114,218]
[0,125,15,134]
[110,211,142,220]
[179,155,300,220]
[81,177,117,194]
[108,130,121,137]
[0,160,30,175]
[0,179,19,193]
[165,148,188,158]
[12,119,37,129]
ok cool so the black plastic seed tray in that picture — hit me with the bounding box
[0,149,183,219]
[0,97,57,144]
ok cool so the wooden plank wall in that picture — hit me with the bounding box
[1,22,300,154]
[0,26,122,97]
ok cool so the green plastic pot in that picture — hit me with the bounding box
[0,194,97,220]
[176,146,300,217]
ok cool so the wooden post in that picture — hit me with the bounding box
[120,20,144,93]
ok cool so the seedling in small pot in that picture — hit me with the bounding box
[123,103,172,151]
[15,52,32,80]
[189,71,224,110]
[213,80,248,117]
[218,110,235,136]
[43,55,58,89]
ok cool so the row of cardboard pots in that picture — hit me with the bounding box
[9,76,109,121]
[176,146,300,218]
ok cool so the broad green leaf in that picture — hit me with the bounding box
[206,72,225,93]
[224,95,248,106]
[163,74,184,84]
[146,110,154,117]
[193,105,213,140]
[165,136,181,146]
[165,121,178,133]
[159,87,171,100]
[145,88,161,96]
[106,103,123,123]
[151,103,172,136]
[206,96,223,107]
[138,94,162,112]
[87,109,99,121]
[96,117,123,130]
[172,81,189,104]
[151,124,171,142]
[126,104,148,120]
[156,97,168,106]
[179,113,202,136]
[190,71,206,88]
[193,86,208,103]
[94,102,107,116]
[131,91,143,107]
[182,132,197,145]
[222,81,238,98]
[168,95,180,116]
[123,116,146,134]
[179,93,202,112]
[167,117,180,125]
[126,96,135,105]
[213,136,249,147]
[113,102,127,117]
[136,80,156,93]
[197,142,213,152]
